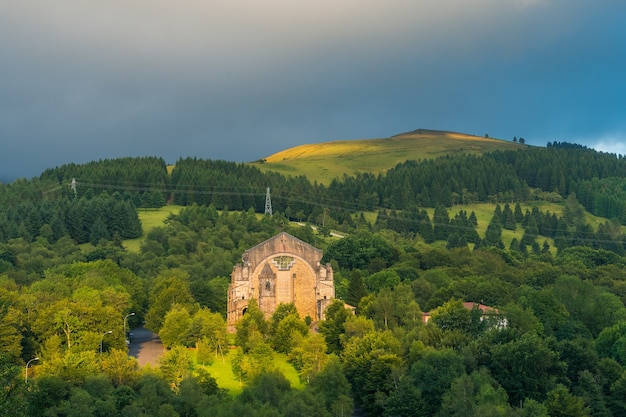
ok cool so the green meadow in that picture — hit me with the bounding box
[123,205,184,252]
[250,129,524,185]
[124,201,610,255]
[197,349,304,396]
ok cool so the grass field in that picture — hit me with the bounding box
[420,202,559,249]
[445,202,563,235]
[124,200,611,255]
[123,205,184,252]
[250,129,525,185]
[364,201,618,252]
[199,349,304,396]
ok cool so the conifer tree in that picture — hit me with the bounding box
[433,206,450,241]
[418,210,435,243]
[468,211,478,227]
[522,217,540,246]
[346,270,368,308]
[502,203,516,230]
[446,232,467,249]
[484,215,504,249]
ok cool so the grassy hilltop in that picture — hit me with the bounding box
[250,129,526,184]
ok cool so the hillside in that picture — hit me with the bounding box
[250,129,526,184]
[6,140,626,416]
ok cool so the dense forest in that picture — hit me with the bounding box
[4,144,626,251]
[3,144,626,416]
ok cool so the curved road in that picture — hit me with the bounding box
[129,326,164,366]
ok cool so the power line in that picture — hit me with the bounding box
[34,178,626,246]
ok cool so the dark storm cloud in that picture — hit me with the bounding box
[1,0,625,182]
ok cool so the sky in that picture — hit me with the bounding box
[1,0,625,182]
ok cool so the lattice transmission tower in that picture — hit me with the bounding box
[69,178,78,198]
[264,187,273,216]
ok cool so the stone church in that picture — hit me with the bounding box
[227,232,335,325]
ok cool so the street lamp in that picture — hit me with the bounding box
[25,357,39,382]
[124,312,135,339]
[100,331,112,355]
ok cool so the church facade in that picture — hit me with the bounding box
[227,232,335,325]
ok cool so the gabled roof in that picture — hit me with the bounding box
[241,231,324,268]
[246,231,321,254]
[462,302,500,314]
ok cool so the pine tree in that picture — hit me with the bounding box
[346,270,368,308]
[418,210,435,243]
[446,232,467,249]
[554,218,572,251]
[522,217,540,246]
[484,216,504,249]
[433,206,450,241]
[468,211,478,227]
[502,203,516,230]
[89,216,110,245]
[492,204,503,223]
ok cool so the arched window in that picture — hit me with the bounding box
[265,281,271,291]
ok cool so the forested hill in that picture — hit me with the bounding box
[3,142,626,250]
[171,142,626,213]
[4,142,626,415]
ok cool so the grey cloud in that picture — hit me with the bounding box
[1,0,625,180]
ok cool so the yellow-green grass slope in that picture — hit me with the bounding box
[123,202,613,256]
[198,349,304,396]
[250,129,526,185]
[365,201,618,253]
[123,205,184,252]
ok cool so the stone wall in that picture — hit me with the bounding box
[227,232,334,325]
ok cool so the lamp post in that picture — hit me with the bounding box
[100,331,112,355]
[124,312,135,339]
[25,357,39,383]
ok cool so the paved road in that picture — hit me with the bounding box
[296,222,344,238]
[129,326,164,366]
